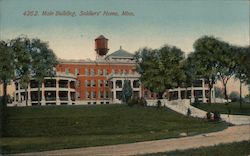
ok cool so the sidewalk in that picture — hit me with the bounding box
[14,125,250,156]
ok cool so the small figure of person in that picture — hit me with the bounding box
[187,108,191,116]
[228,107,231,117]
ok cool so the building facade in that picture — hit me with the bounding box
[13,35,214,106]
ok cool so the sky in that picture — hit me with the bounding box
[0,0,249,95]
[0,0,249,60]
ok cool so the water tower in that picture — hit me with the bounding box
[95,35,109,60]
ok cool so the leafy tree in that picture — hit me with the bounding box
[234,46,250,108]
[10,37,32,106]
[122,80,133,104]
[0,41,15,137]
[135,45,185,100]
[192,36,230,103]
[216,43,237,102]
[30,39,57,105]
[182,52,198,99]
[214,86,224,98]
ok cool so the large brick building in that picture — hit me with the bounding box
[13,35,214,106]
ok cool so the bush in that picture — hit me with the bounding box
[157,100,161,108]
[206,111,212,120]
[127,97,147,107]
[213,111,221,121]
[206,111,221,122]
[127,98,136,107]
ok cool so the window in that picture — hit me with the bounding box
[86,80,90,87]
[92,91,96,98]
[99,91,104,98]
[103,69,107,75]
[133,80,140,88]
[99,80,103,87]
[65,68,69,74]
[91,80,96,87]
[98,69,103,75]
[86,91,90,99]
[105,80,109,87]
[116,80,122,88]
[75,68,79,76]
[85,68,89,76]
[90,69,95,76]
[105,91,109,98]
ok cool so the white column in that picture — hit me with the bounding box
[139,80,142,98]
[18,81,21,104]
[202,79,206,103]
[113,80,116,100]
[68,80,72,105]
[56,79,60,105]
[27,83,31,106]
[178,87,181,100]
[41,82,45,106]
[191,85,194,103]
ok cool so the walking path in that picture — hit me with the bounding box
[14,125,250,156]
[147,99,250,125]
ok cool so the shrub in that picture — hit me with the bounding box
[137,97,147,106]
[213,111,221,121]
[157,100,161,108]
[127,98,136,107]
[206,111,212,120]
[127,97,147,107]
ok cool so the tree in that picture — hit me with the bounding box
[0,40,15,137]
[135,45,185,100]
[30,39,57,105]
[214,86,224,98]
[182,52,198,99]
[192,36,226,103]
[122,80,133,104]
[10,37,32,106]
[216,43,237,102]
[234,46,250,108]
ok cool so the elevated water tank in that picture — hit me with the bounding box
[95,35,109,56]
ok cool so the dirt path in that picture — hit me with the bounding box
[14,125,250,156]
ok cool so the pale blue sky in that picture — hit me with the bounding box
[0,0,249,59]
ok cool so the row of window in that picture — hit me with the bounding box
[65,68,134,76]
[84,80,109,87]
[85,91,109,99]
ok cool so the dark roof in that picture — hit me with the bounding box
[108,46,133,58]
[95,35,107,40]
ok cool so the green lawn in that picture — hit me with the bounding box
[142,141,250,156]
[1,104,227,154]
[194,102,250,115]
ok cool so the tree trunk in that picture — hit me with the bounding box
[208,81,213,104]
[25,86,28,106]
[38,82,41,105]
[3,80,8,106]
[0,79,8,137]
[223,83,228,102]
[240,78,242,109]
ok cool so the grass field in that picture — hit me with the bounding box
[194,102,250,115]
[142,141,250,156]
[1,104,227,154]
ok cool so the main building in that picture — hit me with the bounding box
[13,35,214,106]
